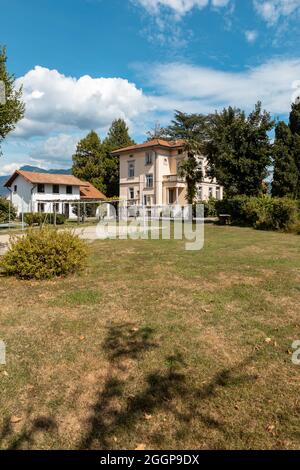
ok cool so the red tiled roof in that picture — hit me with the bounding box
[4,170,84,187]
[111,139,185,155]
[80,182,106,200]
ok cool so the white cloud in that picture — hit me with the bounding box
[245,30,259,43]
[29,134,80,168]
[14,66,152,138]
[0,163,25,176]
[149,58,300,114]
[254,0,300,25]
[134,0,229,16]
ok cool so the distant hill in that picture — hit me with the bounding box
[0,165,72,197]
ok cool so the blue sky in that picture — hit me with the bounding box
[1,0,300,174]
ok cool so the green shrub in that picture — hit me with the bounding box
[23,213,66,226]
[0,198,17,223]
[216,196,299,232]
[215,196,250,225]
[199,198,218,218]
[0,228,87,279]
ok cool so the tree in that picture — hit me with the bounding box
[272,100,300,198]
[272,122,298,198]
[205,102,274,197]
[0,46,25,155]
[72,130,106,193]
[289,100,300,135]
[0,197,16,223]
[166,111,207,204]
[146,122,166,141]
[102,119,135,197]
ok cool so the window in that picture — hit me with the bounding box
[177,161,182,173]
[129,188,135,200]
[145,151,153,166]
[13,185,17,193]
[38,203,45,213]
[37,184,45,193]
[53,203,60,213]
[66,186,73,195]
[128,162,135,178]
[198,186,203,200]
[209,187,214,198]
[53,184,59,194]
[144,195,151,206]
[216,186,221,200]
[146,174,153,188]
[178,149,183,155]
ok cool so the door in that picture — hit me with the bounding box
[169,189,175,204]
[64,203,70,219]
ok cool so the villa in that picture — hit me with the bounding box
[112,139,223,207]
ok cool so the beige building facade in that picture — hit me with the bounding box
[112,139,223,206]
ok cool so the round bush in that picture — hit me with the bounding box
[0,228,87,279]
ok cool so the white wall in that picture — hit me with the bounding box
[9,175,33,215]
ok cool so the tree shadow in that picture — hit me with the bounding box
[79,321,259,449]
[0,412,57,449]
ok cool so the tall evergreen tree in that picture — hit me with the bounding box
[205,102,274,197]
[272,122,298,198]
[289,100,300,135]
[272,100,300,198]
[72,130,106,193]
[103,119,135,197]
[0,46,25,155]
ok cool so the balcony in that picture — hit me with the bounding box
[163,174,185,185]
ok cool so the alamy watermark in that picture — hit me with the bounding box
[0,340,6,365]
[95,203,205,251]
[0,80,5,105]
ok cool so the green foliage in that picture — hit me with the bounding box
[0,197,16,223]
[0,46,25,155]
[72,130,106,193]
[199,198,218,218]
[272,122,298,198]
[216,196,299,232]
[23,213,66,226]
[166,111,207,203]
[72,120,135,198]
[1,228,87,279]
[272,101,300,198]
[102,119,135,198]
[205,102,274,197]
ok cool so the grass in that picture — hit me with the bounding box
[0,224,300,450]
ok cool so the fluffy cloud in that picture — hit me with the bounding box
[133,0,230,17]
[149,58,300,114]
[28,134,80,167]
[14,66,152,138]
[0,163,25,177]
[254,0,300,24]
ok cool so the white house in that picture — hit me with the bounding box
[4,170,105,219]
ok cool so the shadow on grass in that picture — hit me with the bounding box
[0,413,57,449]
[78,322,259,449]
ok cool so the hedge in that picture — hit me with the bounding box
[216,196,299,232]
[22,213,66,226]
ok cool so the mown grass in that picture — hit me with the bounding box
[0,224,300,450]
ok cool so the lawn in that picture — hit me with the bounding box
[0,224,300,450]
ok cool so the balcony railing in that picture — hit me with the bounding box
[163,174,185,183]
